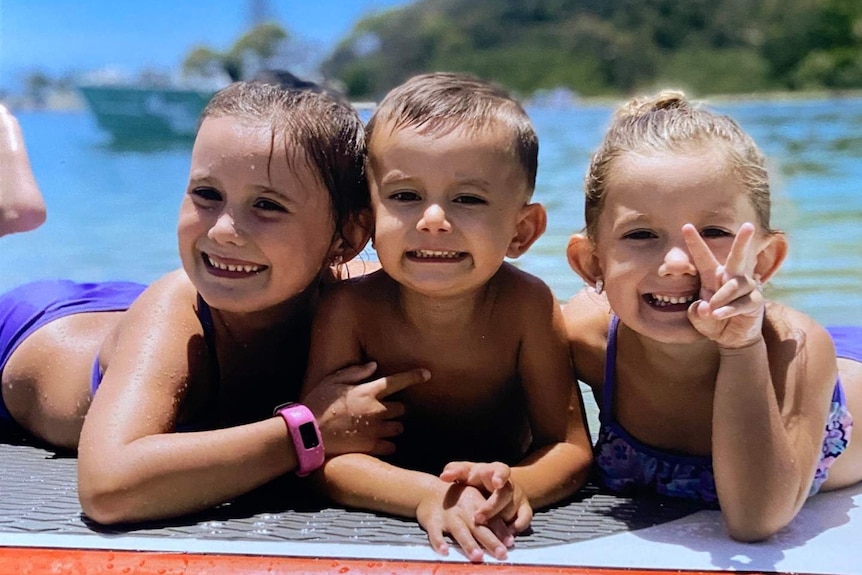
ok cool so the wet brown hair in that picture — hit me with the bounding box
[201,81,368,245]
[584,90,771,240]
[366,72,538,196]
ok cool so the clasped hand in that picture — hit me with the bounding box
[417,461,532,562]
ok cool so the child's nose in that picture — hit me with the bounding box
[208,211,246,245]
[417,204,451,233]
[659,245,696,276]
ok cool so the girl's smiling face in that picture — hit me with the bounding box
[178,115,337,315]
[592,146,765,343]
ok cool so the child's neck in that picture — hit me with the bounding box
[396,283,491,330]
[213,283,318,347]
[618,322,720,384]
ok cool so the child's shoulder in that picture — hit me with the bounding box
[561,288,612,336]
[561,288,612,385]
[128,269,197,309]
[495,262,555,296]
[318,269,397,314]
[764,301,835,361]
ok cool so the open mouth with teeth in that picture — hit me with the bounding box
[644,292,697,312]
[203,253,267,277]
[406,249,468,262]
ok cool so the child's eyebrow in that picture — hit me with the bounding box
[614,211,650,226]
[453,176,492,190]
[254,185,298,203]
[187,172,219,185]
[378,170,414,186]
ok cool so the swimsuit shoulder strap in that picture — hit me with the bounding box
[196,293,220,382]
[601,315,621,420]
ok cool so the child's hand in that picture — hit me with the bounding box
[682,222,765,348]
[302,362,430,456]
[440,461,532,536]
[416,480,514,563]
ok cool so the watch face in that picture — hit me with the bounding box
[298,421,321,449]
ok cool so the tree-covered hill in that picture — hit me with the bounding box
[322,0,862,100]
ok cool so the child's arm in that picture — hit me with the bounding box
[77,272,423,524]
[508,277,594,507]
[301,286,513,562]
[439,278,593,530]
[319,453,513,562]
[683,223,838,541]
[0,104,46,236]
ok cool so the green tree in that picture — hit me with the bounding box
[182,46,225,79]
[180,22,289,83]
[224,22,289,81]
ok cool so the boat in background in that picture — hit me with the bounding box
[76,69,369,142]
[76,69,225,141]
[77,84,215,141]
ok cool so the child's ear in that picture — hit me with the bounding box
[754,231,788,284]
[329,209,373,263]
[567,233,602,286]
[506,203,547,258]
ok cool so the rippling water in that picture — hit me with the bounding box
[3,98,860,326]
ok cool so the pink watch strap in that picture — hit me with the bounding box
[274,403,324,477]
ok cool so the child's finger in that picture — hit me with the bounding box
[722,223,756,278]
[440,461,471,483]
[705,273,763,315]
[371,368,430,399]
[425,524,450,557]
[487,516,515,548]
[448,522,485,563]
[508,502,533,534]
[681,224,719,288]
[710,296,762,321]
[474,483,514,524]
[468,523,508,561]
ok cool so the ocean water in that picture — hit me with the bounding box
[2,98,861,327]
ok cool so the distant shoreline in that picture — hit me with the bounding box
[5,86,862,114]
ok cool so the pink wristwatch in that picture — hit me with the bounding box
[274,402,325,477]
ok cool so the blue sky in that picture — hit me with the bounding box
[0,0,414,91]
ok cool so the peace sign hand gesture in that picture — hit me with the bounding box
[682,222,765,349]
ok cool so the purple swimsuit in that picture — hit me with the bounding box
[593,315,857,506]
[0,280,146,426]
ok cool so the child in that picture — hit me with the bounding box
[563,90,862,542]
[0,104,46,236]
[300,72,594,562]
[0,81,427,523]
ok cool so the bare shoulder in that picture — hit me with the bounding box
[107,270,201,352]
[322,269,394,305]
[764,301,836,374]
[561,288,612,344]
[494,263,558,308]
[124,270,197,322]
[561,288,612,387]
[316,269,397,327]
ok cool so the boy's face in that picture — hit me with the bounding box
[592,147,765,343]
[178,115,336,314]
[368,121,530,297]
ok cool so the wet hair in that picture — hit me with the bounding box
[584,90,771,240]
[200,81,368,246]
[250,69,351,106]
[366,72,538,196]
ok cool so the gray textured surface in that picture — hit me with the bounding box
[0,432,704,549]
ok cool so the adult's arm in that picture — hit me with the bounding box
[0,104,46,236]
